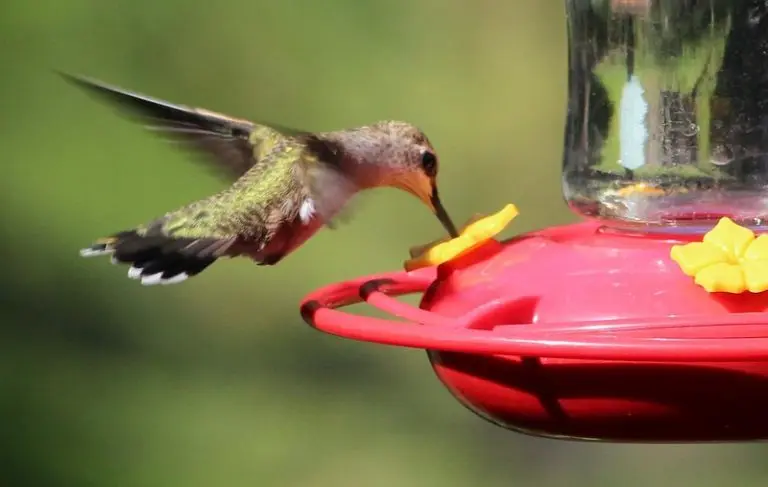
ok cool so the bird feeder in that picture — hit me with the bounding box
[300,1,768,442]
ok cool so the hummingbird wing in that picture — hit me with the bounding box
[59,72,307,180]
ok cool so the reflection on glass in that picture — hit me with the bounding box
[563,0,768,233]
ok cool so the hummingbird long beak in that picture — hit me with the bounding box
[430,187,459,238]
[395,174,458,238]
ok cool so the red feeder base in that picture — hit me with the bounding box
[300,220,768,442]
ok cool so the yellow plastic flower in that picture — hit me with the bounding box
[670,217,768,293]
[404,204,519,271]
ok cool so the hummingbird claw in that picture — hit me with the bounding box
[258,254,284,266]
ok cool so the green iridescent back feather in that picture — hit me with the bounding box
[139,131,303,243]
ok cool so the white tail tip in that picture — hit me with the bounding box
[139,272,189,286]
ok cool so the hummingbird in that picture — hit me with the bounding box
[63,73,459,285]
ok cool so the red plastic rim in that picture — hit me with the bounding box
[300,268,768,362]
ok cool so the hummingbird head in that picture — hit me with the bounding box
[333,121,458,238]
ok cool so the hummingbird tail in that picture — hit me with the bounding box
[79,230,222,286]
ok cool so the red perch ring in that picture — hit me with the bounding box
[300,220,768,442]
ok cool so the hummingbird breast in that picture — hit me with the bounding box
[240,208,325,264]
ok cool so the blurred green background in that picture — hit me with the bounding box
[2,0,768,486]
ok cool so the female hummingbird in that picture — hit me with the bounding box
[64,74,458,285]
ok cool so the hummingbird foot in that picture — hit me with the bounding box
[257,254,284,266]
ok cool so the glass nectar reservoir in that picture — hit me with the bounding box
[563,0,768,233]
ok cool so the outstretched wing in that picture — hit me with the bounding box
[59,71,307,180]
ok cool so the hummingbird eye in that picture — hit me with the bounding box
[420,151,438,177]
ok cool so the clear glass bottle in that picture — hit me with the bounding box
[563,0,768,233]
